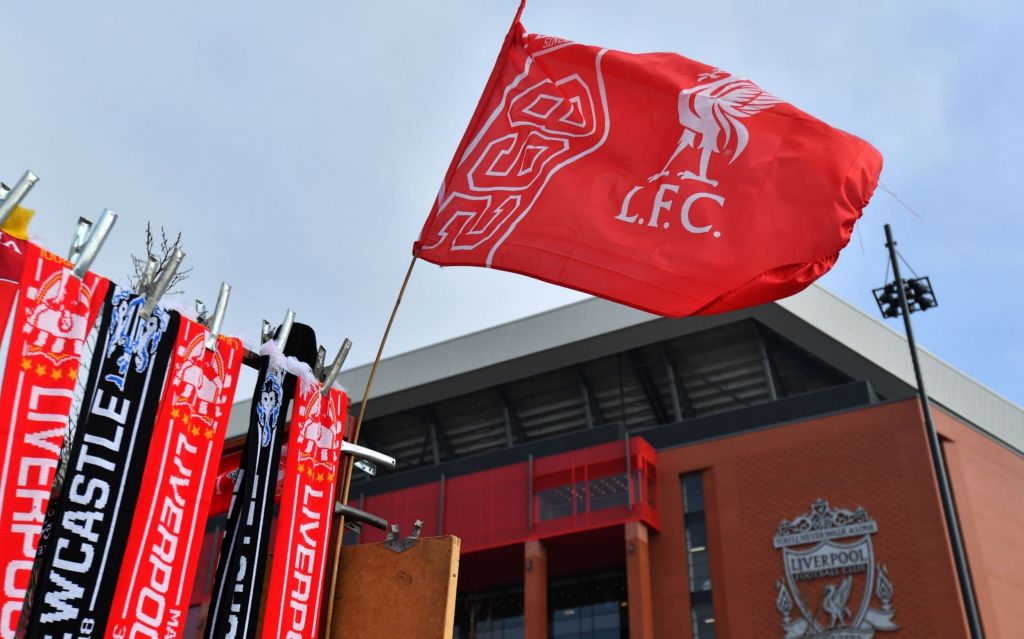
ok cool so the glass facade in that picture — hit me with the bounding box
[682,473,716,639]
[536,473,643,523]
[549,572,628,639]
[453,586,525,639]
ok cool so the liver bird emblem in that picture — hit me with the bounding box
[649,69,783,186]
[822,575,854,628]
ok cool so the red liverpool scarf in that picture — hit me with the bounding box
[261,384,349,639]
[23,286,179,639]
[104,318,243,639]
[0,243,107,639]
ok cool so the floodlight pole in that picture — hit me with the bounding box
[884,224,984,638]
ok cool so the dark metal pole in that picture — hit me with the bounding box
[527,453,534,533]
[884,224,984,638]
[624,432,633,513]
[438,474,446,536]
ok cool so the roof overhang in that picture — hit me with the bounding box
[227,284,1023,454]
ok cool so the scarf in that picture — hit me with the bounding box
[22,286,179,639]
[204,323,317,639]
[261,383,348,639]
[104,317,243,639]
[0,243,107,638]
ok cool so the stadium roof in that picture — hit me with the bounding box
[227,284,1024,455]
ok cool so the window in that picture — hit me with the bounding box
[588,475,630,512]
[685,514,712,592]
[454,586,525,639]
[537,474,638,523]
[537,482,584,521]
[682,473,716,639]
[549,572,628,639]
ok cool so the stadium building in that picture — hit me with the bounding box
[198,284,1024,638]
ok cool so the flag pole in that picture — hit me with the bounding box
[324,252,418,636]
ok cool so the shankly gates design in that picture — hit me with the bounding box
[774,500,898,638]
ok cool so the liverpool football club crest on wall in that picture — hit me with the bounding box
[773,499,898,638]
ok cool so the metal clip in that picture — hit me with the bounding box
[67,218,92,263]
[0,171,39,228]
[383,520,423,553]
[313,346,327,378]
[202,282,231,351]
[259,310,296,350]
[135,257,159,295]
[334,503,388,531]
[139,247,184,319]
[195,299,209,324]
[71,209,118,280]
[276,309,295,351]
[340,440,396,471]
[319,338,352,396]
[354,460,377,477]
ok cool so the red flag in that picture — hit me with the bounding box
[415,8,882,317]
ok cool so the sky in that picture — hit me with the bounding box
[2,0,1022,406]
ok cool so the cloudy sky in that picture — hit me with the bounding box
[3,1,1022,405]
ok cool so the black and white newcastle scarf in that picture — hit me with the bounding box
[204,322,317,639]
[23,286,179,639]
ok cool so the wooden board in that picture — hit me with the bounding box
[330,536,461,639]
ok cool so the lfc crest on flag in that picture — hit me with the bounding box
[618,68,783,241]
[647,69,782,187]
[773,500,898,639]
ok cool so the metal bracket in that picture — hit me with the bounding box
[319,338,352,396]
[276,310,296,350]
[0,170,39,227]
[67,217,92,263]
[135,257,158,295]
[194,299,209,324]
[340,440,396,471]
[335,503,388,531]
[383,519,423,553]
[71,209,118,280]
[201,282,231,351]
[354,459,377,477]
[138,246,183,318]
[313,346,327,378]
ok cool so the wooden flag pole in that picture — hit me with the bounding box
[324,253,418,636]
